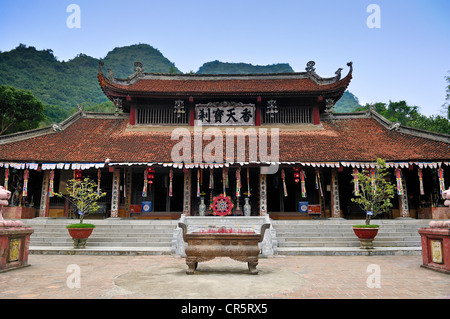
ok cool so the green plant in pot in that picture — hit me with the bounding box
[351,158,395,249]
[56,178,106,249]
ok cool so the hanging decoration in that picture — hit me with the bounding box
[123,170,126,198]
[49,170,55,197]
[4,168,9,191]
[197,169,200,197]
[281,169,287,197]
[315,170,323,197]
[293,167,300,184]
[370,169,376,195]
[142,169,148,197]
[23,169,29,197]
[169,168,173,197]
[438,168,445,194]
[222,167,227,196]
[74,169,82,181]
[418,168,424,195]
[395,168,403,195]
[352,169,360,196]
[236,167,241,197]
[97,169,101,195]
[210,194,234,216]
[209,168,214,189]
[300,170,307,198]
[247,167,251,197]
[147,167,155,192]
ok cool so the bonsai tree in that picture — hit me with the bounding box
[351,158,395,226]
[55,178,106,227]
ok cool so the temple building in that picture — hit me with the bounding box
[0,60,449,221]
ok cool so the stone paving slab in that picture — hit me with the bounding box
[0,254,448,300]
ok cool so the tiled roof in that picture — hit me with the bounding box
[0,113,448,164]
[98,63,353,100]
[100,74,352,96]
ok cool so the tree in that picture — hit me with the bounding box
[355,100,450,134]
[351,158,395,225]
[55,178,106,224]
[0,85,45,135]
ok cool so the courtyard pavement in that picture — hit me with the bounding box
[0,254,448,301]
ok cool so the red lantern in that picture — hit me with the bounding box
[74,169,82,181]
[294,172,300,178]
[148,174,154,180]
[295,178,300,183]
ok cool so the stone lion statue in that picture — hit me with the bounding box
[0,185,22,227]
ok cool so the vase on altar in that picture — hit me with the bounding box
[244,197,251,216]
[199,197,206,216]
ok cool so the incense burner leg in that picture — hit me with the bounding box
[247,256,259,275]
[186,257,197,274]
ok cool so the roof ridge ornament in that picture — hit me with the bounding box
[134,62,144,76]
[305,61,316,73]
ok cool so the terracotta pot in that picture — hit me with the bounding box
[352,227,379,249]
[67,228,94,239]
[67,227,94,249]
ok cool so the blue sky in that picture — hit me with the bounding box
[0,0,449,116]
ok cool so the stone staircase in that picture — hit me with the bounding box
[20,217,430,256]
[21,218,178,255]
[272,219,429,255]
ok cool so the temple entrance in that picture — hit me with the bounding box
[190,167,260,216]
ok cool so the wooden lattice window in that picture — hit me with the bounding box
[136,106,188,125]
[263,106,312,124]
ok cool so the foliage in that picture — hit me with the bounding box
[0,85,45,135]
[196,60,294,74]
[55,178,106,224]
[101,44,181,78]
[0,44,180,112]
[355,100,450,135]
[66,223,96,229]
[334,91,361,113]
[351,158,395,225]
[352,224,379,228]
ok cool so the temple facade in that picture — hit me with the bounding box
[0,61,449,220]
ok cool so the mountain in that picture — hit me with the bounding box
[0,43,362,124]
[334,91,361,113]
[197,60,294,74]
[0,44,181,112]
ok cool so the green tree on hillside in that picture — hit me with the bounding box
[355,100,450,135]
[0,85,45,135]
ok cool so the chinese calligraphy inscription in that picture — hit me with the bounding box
[196,102,255,126]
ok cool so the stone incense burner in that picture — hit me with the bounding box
[178,222,270,275]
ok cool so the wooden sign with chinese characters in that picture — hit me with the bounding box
[195,102,255,125]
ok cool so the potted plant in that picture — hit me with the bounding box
[351,158,395,249]
[56,178,106,249]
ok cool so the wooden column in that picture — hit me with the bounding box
[124,168,132,217]
[259,173,267,215]
[398,169,410,218]
[39,170,50,217]
[183,170,191,215]
[330,169,341,218]
[110,168,121,218]
[129,105,136,125]
[313,106,320,125]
